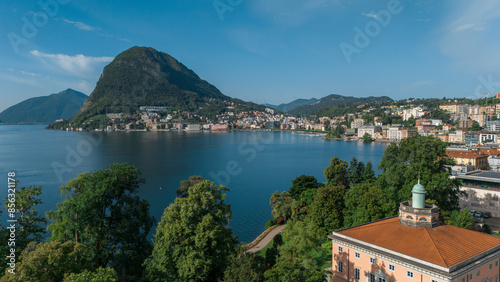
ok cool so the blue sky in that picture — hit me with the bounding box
[1,0,500,112]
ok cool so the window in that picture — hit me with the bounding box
[355,252,360,259]
[338,246,343,252]
[432,280,438,282]
[370,273,376,282]
[477,270,480,277]
[462,278,465,282]
[470,274,473,280]
[407,271,414,278]
[370,257,376,264]
[338,261,343,273]
[491,264,493,270]
[496,261,499,267]
[355,268,360,280]
[389,264,395,271]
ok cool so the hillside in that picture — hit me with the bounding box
[70,46,264,125]
[0,89,87,124]
[289,94,393,116]
[265,98,319,113]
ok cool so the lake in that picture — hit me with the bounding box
[0,125,388,243]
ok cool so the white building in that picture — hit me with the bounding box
[480,133,497,143]
[357,126,381,138]
[402,107,425,121]
[448,130,464,144]
[387,126,402,141]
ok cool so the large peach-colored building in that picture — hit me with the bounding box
[329,182,500,282]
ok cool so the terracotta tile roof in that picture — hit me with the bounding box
[446,150,487,159]
[479,148,500,156]
[336,217,500,268]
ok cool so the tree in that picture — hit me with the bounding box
[363,161,376,182]
[343,183,394,227]
[264,222,325,282]
[263,259,324,282]
[3,185,47,253]
[449,209,474,229]
[324,157,348,187]
[363,132,373,143]
[288,175,320,200]
[46,163,154,279]
[63,267,118,282]
[144,180,237,281]
[176,175,204,197]
[270,191,295,223]
[307,185,346,238]
[0,240,92,282]
[224,252,266,282]
[377,135,462,212]
[470,120,481,131]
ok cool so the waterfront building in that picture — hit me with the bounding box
[357,126,381,139]
[387,126,403,141]
[330,181,500,282]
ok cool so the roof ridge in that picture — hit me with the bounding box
[424,228,448,267]
[335,216,398,232]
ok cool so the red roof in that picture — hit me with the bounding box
[336,217,500,267]
[446,149,487,159]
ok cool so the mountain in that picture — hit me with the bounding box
[0,89,87,124]
[289,94,393,116]
[71,46,264,125]
[265,98,320,113]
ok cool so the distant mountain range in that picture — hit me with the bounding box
[0,89,87,124]
[288,94,393,116]
[70,46,265,125]
[263,98,319,113]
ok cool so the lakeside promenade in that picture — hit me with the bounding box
[246,224,287,254]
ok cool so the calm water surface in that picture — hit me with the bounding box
[0,125,388,243]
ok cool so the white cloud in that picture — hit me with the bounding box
[62,18,97,31]
[98,33,131,42]
[30,50,114,78]
[361,12,377,19]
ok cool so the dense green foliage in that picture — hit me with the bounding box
[288,175,321,200]
[377,135,462,212]
[144,180,237,281]
[63,267,118,282]
[1,240,92,281]
[47,163,154,279]
[3,185,46,256]
[289,94,393,116]
[224,252,266,282]
[343,183,394,227]
[0,89,87,124]
[449,209,474,229]
[324,157,348,187]
[307,185,346,238]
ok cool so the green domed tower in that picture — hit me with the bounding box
[411,180,426,209]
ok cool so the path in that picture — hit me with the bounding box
[246,224,286,254]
